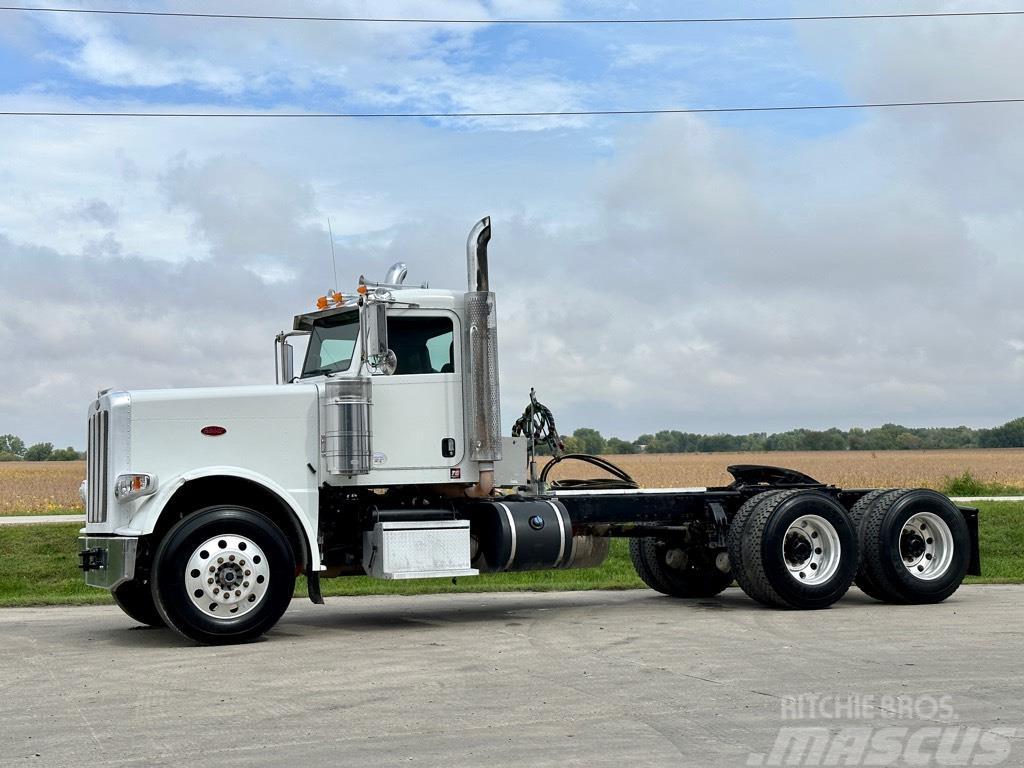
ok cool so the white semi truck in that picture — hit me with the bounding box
[79,218,980,644]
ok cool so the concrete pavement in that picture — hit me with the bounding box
[1,586,1022,767]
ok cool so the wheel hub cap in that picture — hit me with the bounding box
[900,512,954,581]
[185,534,270,620]
[782,514,842,586]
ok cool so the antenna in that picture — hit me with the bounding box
[327,218,339,290]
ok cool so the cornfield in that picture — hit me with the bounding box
[2,450,1023,515]
[0,461,85,514]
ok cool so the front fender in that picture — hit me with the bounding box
[116,465,321,570]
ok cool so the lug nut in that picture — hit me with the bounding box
[208,578,214,584]
[229,555,235,561]
[235,590,241,596]
[213,588,220,594]
[243,581,249,588]
[217,557,224,564]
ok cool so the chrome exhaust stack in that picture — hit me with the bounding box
[467,216,491,292]
[463,217,501,493]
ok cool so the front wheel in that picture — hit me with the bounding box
[151,506,296,644]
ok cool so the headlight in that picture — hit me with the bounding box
[114,473,158,502]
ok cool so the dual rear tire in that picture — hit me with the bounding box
[628,489,862,609]
[721,487,969,609]
[849,489,970,604]
[727,489,860,609]
[628,537,733,598]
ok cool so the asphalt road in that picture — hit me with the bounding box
[1,586,1022,767]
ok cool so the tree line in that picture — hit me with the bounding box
[561,417,1024,455]
[6,416,1024,461]
[0,434,84,462]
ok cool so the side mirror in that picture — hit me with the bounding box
[279,340,295,383]
[364,302,397,375]
[365,302,388,359]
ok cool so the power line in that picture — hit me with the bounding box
[2,98,1023,119]
[1,5,1024,25]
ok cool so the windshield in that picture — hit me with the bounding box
[301,311,359,377]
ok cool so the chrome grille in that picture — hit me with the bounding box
[87,409,109,523]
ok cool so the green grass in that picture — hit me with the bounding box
[967,502,1024,583]
[941,470,1024,497]
[0,524,111,606]
[0,507,82,517]
[2,501,1022,607]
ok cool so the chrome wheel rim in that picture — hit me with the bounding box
[783,514,841,585]
[900,512,954,581]
[185,534,270,619]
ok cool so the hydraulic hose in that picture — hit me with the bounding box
[540,453,640,491]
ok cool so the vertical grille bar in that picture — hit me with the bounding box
[86,409,109,524]
[99,410,108,523]
[87,413,96,523]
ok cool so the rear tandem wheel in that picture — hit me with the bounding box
[852,488,970,604]
[629,537,733,598]
[728,489,859,609]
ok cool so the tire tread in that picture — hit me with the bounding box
[847,489,898,601]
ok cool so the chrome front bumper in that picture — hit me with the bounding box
[78,536,138,590]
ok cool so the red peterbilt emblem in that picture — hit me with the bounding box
[201,426,227,436]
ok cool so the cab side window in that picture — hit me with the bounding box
[386,316,455,375]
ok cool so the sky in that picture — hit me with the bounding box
[1,0,1023,449]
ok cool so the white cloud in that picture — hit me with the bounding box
[3,5,1024,447]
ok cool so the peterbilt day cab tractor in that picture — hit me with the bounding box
[79,217,981,644]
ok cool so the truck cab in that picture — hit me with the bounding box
[295,291,472,485]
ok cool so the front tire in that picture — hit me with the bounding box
[112,579,164,627]
[151,506,296,644]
